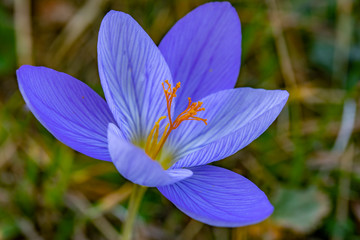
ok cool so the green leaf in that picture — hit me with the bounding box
[271,187,330,233]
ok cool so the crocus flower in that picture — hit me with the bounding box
[17,2,288,227]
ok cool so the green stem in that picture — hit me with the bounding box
[122,184,147,240]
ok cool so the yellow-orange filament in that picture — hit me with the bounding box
[145,80,207,159]
[172,97,207,129]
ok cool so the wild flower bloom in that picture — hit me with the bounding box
[17,2,288,227]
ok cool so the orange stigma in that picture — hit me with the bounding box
[145,80,207,159]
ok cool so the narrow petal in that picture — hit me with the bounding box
[17,65,116,161]
[108,124,192,187]
[159,2,241,115]
[158,165,273,227]
[169,88,289,168]
[98,11,173,141]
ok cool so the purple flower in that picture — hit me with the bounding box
[17,2,288,227]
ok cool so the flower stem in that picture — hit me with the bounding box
[122,184,147,240]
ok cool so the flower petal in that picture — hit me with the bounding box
[159,2,241,115]
[169,88,289,168]
[108,123,192,187]
[17,65,116,161]
[98,11,173,141]
[158,165,273,227]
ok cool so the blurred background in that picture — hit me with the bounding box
[0,0,360,239]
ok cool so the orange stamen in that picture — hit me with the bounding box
[172,97,207,129]
[145,80,207,160]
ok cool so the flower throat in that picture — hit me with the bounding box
[145,80,207,159]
